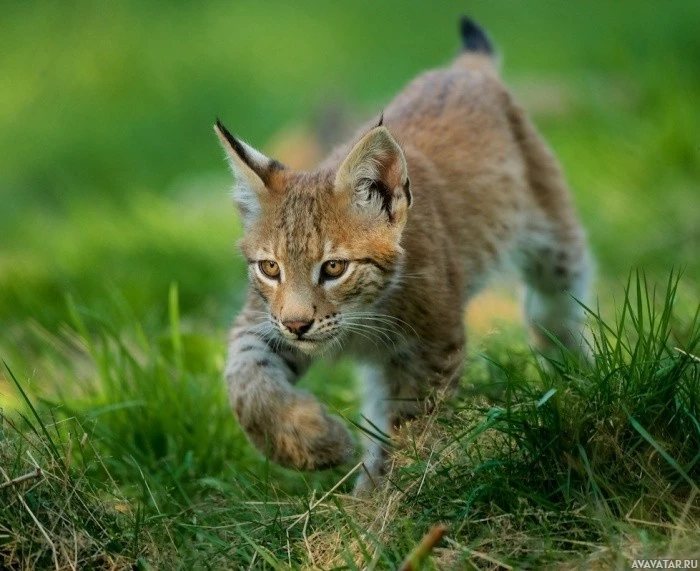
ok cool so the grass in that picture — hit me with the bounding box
[1,272,698,568]
[1,0,699,568]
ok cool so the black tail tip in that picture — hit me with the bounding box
[459,16,494,54]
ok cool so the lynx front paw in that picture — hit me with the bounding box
[237,392,355,471]
[273,396,355,470]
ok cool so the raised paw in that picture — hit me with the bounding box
[237,392,355,471]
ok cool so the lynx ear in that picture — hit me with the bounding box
[214,119,283,226]
[334,126,412,225]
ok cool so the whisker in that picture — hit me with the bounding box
[342,317,411,343]
[321,334,344,358]
[343,312,419,339]
[343,322,397,353]
[342,325,385,352]
[342,321,405,348]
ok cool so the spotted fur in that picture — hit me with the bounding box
[215,18,591,491]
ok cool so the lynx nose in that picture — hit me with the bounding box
[283,319,314,337]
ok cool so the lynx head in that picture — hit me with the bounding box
[215,119,412,354]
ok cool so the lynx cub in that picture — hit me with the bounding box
[215,18,591,492]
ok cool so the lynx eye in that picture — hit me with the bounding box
[259,260,280,279]
[320,260,347,281]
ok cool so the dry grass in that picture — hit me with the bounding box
[0,417,151,570]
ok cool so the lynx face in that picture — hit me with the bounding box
[216,122,412,354]
[241,182,403,354]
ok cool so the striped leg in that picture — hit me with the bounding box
[225,301,355,470]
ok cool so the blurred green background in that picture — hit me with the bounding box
[1,0,698,387]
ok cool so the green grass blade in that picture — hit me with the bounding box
[3,360,61,461]
[627,414,698,492]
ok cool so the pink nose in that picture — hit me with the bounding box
[283,319,313,336]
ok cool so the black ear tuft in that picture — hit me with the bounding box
[215,118,233,142]
[376,111,384,128]
[215,118,286,187]
[214,118,252,166]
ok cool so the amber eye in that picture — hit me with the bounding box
[321,260,347,281]
[259,260,280,279]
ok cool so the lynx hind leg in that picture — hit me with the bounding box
[506,100,593,359]
[518,226,593,358]
[226,314,355,471]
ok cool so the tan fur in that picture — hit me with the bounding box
[215,30,591,491]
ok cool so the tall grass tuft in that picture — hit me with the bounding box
[386,270,699,567]
[49,285,247,503]
[1,363,162,568]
